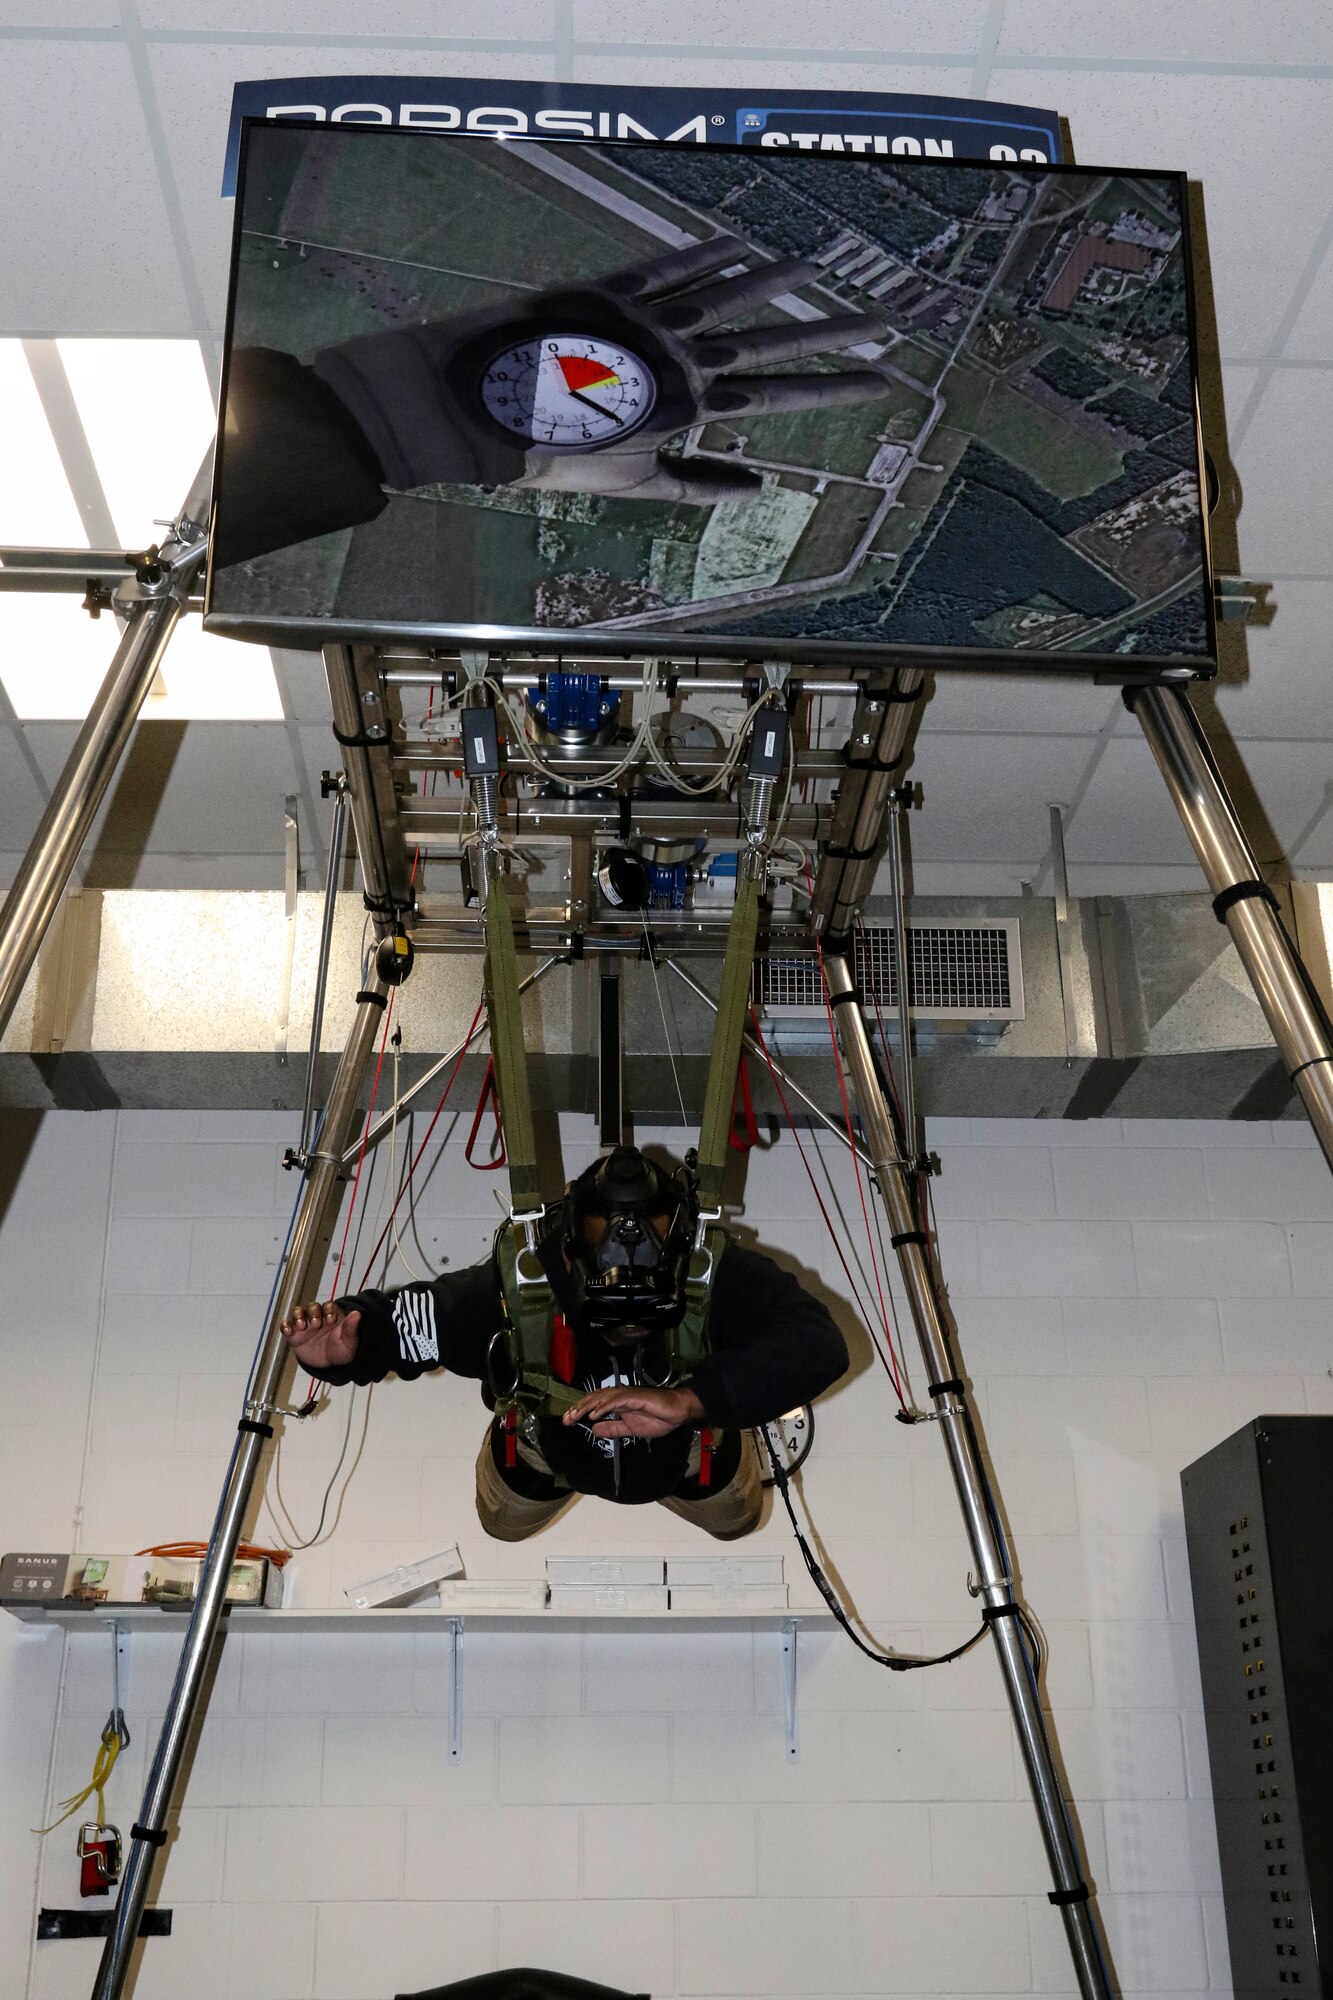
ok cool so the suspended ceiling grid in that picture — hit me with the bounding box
[0,1,1330,902]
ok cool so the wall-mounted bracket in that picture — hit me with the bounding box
[449,1617,462,1764]
[1213,575,1272,625]
[781,1618,799,1763]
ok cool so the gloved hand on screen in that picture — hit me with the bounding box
[310,235,890,505]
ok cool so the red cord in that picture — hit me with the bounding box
[747,1007,907,1406]
[804,870,908,1405]
[328,989,397,1299]
[354,997,486,1287]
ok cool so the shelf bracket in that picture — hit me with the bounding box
[449,1617,462,1763]
[781,1618,799,1763]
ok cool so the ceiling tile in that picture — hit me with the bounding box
[997,0,1333,64]
[139,1,553,29]
[919,674,1120,738]
[1231,369,1333,575]
[572,0,991,53]
[0,41,193,334]
[271,647,334,724]
[1195,580,1333,741]
[144,42,564,339]
[572,52,976,90]
[906,730,1097,865]
[25,718,299,867]
[994,67,1333,359]
[1062,734,1202,868]
[0,725,50,861]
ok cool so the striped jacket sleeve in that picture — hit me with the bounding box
[302,1260,505,1388]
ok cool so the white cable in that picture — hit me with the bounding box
[641,909,690,1129]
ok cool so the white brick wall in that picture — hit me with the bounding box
[4,1107,1332,1998]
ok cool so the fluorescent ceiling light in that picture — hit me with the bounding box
[0,343,87,547]
[57,339,216,549]
[0,593,115,719]
[0,598,283,722]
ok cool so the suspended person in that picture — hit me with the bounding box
[280,1145,848,1541]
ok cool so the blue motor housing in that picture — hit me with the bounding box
[526,673,618,735]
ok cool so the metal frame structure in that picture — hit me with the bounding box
[3,525,1333,2000]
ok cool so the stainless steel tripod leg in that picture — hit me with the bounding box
[0,585,189,1042]
[92,967,392,2000]
[1129,682,1333,1172]
[823,951,1116,2000]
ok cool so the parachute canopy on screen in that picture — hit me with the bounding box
[206,119,1215,675]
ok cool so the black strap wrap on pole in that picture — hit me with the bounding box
[129,1825,168,1848]
[1212,879,1278,922]
[355,988,388,1010]
[331,722,384,750]
[822,838,882,862]
[845,749,906,775]
[890,1229,929,1249]
[1049,1884,1092,1907]
[981,1602,1023,1623]
[927,1376,965,1399]
[827,986,862,1010]
[236,1417,273,1439]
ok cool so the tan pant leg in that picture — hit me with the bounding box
[474,1427,578,1543]
[658,1429,764,1541]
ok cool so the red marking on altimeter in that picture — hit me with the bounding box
[557,354,619,393]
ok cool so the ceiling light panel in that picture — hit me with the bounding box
[56,339,216,549]
[0,343,87,548]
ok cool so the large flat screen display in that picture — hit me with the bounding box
[207,121,1215,673]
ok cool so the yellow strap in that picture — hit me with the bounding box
[35,1724,122,1836]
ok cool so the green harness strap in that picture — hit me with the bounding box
[693,868,761,1213]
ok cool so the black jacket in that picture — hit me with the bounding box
[306,1236,849,1504]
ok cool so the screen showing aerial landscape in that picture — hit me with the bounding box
[208,122,1214,670]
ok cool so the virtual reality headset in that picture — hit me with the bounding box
[562,1146,698,1338]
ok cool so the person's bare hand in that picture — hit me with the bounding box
[562,1384,705,1439]
[279,1299,361,1371]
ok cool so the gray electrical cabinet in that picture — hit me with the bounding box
[1182,1416,1333,1999]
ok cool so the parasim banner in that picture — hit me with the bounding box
[222,76,1063,197]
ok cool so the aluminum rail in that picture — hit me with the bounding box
[94,969,391,2000]
[809,670,925,947]
[382,666,862,695]
[297,783,350,1160]
[322,643,413,933]
[1129,684,1333,1173]
[823,948,1116,2000]
[0,558,200,1041]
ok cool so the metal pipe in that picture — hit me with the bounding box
[1130,683,1333,1173]
[94,971,391,2000]
[382,667,862,696]
[322,644,400,934]
[823,948,1115,2000]
[0,579,193,1042]
[663,956,874,1171]
[298,784,350,1159]
[343,953,562,1164]
[809,669,925,946]
[883,804,919,1165]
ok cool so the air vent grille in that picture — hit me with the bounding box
[754,920,1023,1022]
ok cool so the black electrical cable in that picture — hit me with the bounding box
[758,1425,988,1672]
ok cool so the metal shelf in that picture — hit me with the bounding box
[5,1603,830,1762]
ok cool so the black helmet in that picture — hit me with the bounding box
[562,1146,698,1339]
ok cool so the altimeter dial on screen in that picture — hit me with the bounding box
[480,333,657,451]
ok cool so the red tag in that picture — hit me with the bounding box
[550,1312,577,1385]
[699,1427,713,1490]
[504,1407,518,1469]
